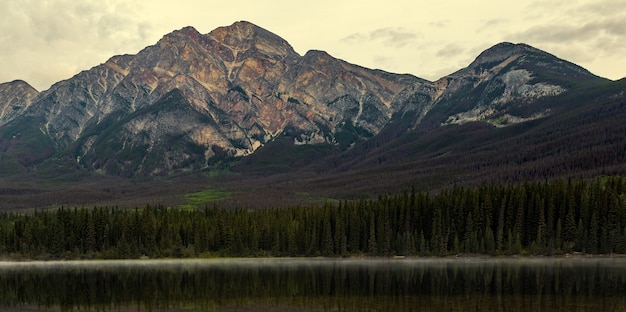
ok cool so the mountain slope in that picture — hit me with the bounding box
[1,21,434,177]
[428,42,608,127]
[0,80,39,126]
[77,88,222,176]
[0,80,51,171]
[0,22,623,194]
[300,78,626,197]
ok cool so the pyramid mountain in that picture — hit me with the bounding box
[1,21,437,176]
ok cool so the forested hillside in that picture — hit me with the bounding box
[2,177,625,259]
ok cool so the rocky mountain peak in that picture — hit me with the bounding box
[207,21,297,59]
[177,25,201,36]
[0,80,39,126]
[435,42,605,127]
[158,26,204,46]
[446,43,537,79]
[302,50,340,66]
[468,42,536,68]
[3,80,35,89]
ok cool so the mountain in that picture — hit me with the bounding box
[0,80,38,125]
[1,21,435,177]
[0,80,51,172]
[428,42,607,127]
[0,21,625,208]
[299,77,626,198]
[230,44,623,201]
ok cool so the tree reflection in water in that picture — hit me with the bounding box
[0,258,625,311]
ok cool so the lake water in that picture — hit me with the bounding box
[0,257,625,311]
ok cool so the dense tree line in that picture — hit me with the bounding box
[0,177,625,259]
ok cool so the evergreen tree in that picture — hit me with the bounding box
[1,177,626,259]
[368,216,377,256]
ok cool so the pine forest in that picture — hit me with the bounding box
[1,177,626,259]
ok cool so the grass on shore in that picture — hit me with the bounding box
[176,189,232,209]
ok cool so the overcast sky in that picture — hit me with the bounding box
[1,0,625,91]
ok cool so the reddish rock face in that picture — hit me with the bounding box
[8,21,431,175]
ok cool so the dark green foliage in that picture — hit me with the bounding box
[232,136,336,175]
[0,116,54,166]
[334,122,373,148]
[1,177,625,259]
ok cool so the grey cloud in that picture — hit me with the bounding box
[575,0,626,16]
[2,0,144,46]
[428,20,448,28]
[507,5,626,79]
[372,55,394,68]
[483,18,508,27]
[479,18,509,32]
[0,0,151,90]
[342,33,367,43]
[342,27,419,47]
[596,17,626,36]
[436,43,465,58]
[137,22,154,42]
[511,14,626,45]
[98,15,126,37]
[518,0,626,43]
[370,28,418,47]
[512,24,594,43]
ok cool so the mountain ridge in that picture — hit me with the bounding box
[0,80,39,126]
[0,21,622,186]
[22,21,435,176]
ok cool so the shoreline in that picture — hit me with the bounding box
[2,253,626,264]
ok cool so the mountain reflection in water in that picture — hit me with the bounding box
[0,257,625,311]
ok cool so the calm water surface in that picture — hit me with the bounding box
[0,257,625,311]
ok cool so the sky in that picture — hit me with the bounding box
[1,0,625,91]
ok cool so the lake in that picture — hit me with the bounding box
[0,257,625,311]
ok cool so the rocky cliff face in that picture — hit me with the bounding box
[0,80,39,126]
[432,43,604,126]
[6,21,433,176]
[0,23,609,177]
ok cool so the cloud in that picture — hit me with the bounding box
[0,0,152,90]
[508,0,626,65]
[478,18,509,32]
[1,0,624,89]
[509,14,626,65]
[342,27,419,48]
[573,0,626,16]
[428,20,449,28]
[372,55,392,68]
[511,17,626,44]
[436,43,465,58]
[501,0,626,80]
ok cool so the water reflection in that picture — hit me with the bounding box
[0,258,625,311]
